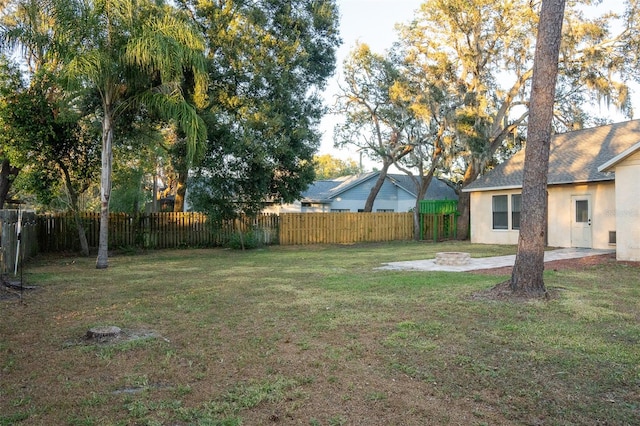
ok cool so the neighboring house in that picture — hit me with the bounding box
[463,120,640,261]
[265,172,457,214]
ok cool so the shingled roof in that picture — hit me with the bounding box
[464,120,640,192]
[303,172,457,202]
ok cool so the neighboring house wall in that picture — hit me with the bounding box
[470,182,616,249]
[273,173,458,213]
[612,151,640,261]
[397,189,417,212]
[301,202,330,213]
[262,200,304,214]
[327,179,404,212]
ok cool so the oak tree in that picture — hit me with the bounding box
[334,43,413,212]
[398,0,637,238]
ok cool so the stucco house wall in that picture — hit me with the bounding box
[469,189,522,245]
[469,182,616,249]
[466,120,640,259]
[607,150,640,261]
[546,182,616,249]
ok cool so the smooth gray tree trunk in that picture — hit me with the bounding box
[96,106,114,269]
[363,160,392,212]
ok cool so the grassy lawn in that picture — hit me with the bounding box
[1,241,639,425]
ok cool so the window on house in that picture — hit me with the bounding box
[575,200,589,222]
[331,209,350,212]
[492,195,508,229]
[511,194,521,230]
[376,209,394,212]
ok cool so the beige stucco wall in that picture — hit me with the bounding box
[469,189,521,245]
[611,151,640,261]
[546,182,616,249]
[469,181,616,249]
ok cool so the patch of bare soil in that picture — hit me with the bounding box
[1,279,36,300]
[470,253,638,302]
[470,253,619,276]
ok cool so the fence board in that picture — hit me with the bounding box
[35,211,456,252]
[279,212,415,245]
[37,212,280,252]
[0,210,38,275]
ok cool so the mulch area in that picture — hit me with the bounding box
[470,252,623,276]
[470,253,640,302]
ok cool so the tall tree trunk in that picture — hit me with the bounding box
[510,0,565,295]
[412,175,432,241]
[456,160,478,240]
[0,159,20,209]
[73,211,90,257]
[174,170,187,212]
[59,163,90,257]
[363,160,391,212]
[171,139,188,212]
[152,167,159,213]
[96,107,114,269]
[407,161,438,241]
[456,191,470,240]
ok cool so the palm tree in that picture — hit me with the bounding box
[54,0,208,268]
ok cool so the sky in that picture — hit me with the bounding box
[318,0,636,168]
[318,0,424,165]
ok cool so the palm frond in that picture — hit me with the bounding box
[137,89,207,164]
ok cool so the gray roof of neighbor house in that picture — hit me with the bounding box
[464,119,640,192]
[302,172,457,203]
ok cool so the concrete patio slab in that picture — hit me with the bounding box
[378,248,615,272]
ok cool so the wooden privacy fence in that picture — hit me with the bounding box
[280,212,414,245]
[0,210,38,274]
[420,213,458,242]
[35,211,459,252]
[37,212,279,252]
[419,199,459,241]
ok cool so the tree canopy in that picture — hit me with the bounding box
[185,0,341,219]
[336,0,640,235]
[313,154,360,180]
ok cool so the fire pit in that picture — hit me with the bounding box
[435,252,471,266]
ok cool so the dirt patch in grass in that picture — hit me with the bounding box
[470,252,623,276]
[470,253,639,302]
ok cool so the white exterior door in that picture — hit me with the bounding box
[571,195,592,248]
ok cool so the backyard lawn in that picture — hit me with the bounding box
[1,241,639,425]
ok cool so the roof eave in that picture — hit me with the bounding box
[463,176,615,193]
[598,141,640,172]
[462,184,522,193]
[329,172,380,198]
